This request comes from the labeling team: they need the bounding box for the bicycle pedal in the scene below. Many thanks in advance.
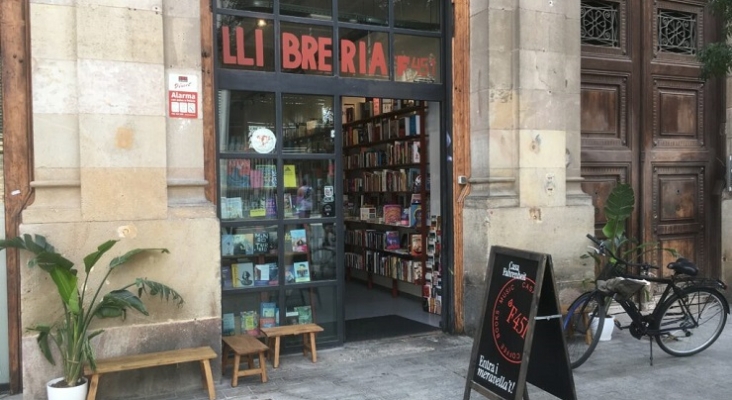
[615,320,628,330]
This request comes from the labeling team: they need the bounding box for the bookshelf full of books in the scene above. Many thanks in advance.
[218,91,340,346]
[342,98,431,298]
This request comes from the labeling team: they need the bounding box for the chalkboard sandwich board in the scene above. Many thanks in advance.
[463,246,576,400]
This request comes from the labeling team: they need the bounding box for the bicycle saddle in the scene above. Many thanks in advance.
[667,257,698,276]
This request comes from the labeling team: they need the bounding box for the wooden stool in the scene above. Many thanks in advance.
[260,324,324,368]
[222,335,269,386]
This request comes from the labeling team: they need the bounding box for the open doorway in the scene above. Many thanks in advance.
[340,96,443,342]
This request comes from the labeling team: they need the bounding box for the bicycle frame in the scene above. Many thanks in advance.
[591,234,729,340]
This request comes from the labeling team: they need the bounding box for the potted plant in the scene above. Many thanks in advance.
[582,183,678,302]
[0,234,184,400]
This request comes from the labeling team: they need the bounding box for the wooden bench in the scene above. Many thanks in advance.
[83,346,216,400]
[260,323,324,368]
[222,334,269,386]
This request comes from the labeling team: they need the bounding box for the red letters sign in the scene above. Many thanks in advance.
[221,25,388,78]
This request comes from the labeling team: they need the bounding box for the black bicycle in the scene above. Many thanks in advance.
[563,234,729,369]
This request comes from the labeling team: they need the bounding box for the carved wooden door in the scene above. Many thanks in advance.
[580,0,722,277]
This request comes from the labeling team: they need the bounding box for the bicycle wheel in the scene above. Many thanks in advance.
[563,291,607,369]
[654,287,727,357]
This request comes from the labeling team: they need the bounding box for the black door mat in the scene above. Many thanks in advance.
[345,315,440,342]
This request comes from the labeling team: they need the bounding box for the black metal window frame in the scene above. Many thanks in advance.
[213,0,453,344]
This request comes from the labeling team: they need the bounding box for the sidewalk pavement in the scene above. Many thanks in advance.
[7,318,732,399]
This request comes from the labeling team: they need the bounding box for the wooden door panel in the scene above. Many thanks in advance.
[580,166,631,237]
[581,73,630,149]
[650,166,707,276]
[651,78,705,148]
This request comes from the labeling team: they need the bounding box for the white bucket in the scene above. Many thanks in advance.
[590,316,615,341]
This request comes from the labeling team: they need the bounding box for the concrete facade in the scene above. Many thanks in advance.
[22,0,220,398]
[463,0,594,334]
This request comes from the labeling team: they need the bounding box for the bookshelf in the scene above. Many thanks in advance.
[343,98,431,298]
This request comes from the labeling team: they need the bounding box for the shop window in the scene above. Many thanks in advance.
[218,90,276,154]
[338,0,388,26]
[217,0,273,13]
[394,34,440,83]
[394,0,441,31]
[282,159,336,219]
[280,0,332,19]
[283,94,334,154]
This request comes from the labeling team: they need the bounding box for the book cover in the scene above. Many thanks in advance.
[294,305,312,324]
[410,234,423,256]
[250,169,263,188]
[254,263,270,286]
[227,159,251,187]
[283,193,294,216]
[257,164,277,188]
[409,204,422,228]
[285,264,297,284]
[382,204,402,225]
[294,261,311,283]
[232,233,253,255]
[290,229,308,253]
[283,164,297,188]
[222,313,236,336]
[253,231,270,254]
[260,302,277,328]
[265,197,277,218]
[221,265,233,289]
[226,197,244,219]
[234,262,254,287]
[411,141,421,163]
[268,263,279,286]
[385,231,401,250]
[221,234,235,256]
[286,309,299,325]
[268,230,279,254]
[241,310,259,336]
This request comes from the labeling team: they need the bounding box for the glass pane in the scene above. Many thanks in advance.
[283,286,337,345]
[217,16,275,71]
[338,29,389,80]
[283,159,336,219]
[283,94,335,154]
[280,0,332,19]
[338,0,388,26]
[220,158,278,221]
[281,23,334,76]
[218,90,276,154]
[221,225,279,289]
[284,222,337,283]
[394,35,440,83]
[222,290,279,336]
[217,0,273,13]
[394,0,441,31]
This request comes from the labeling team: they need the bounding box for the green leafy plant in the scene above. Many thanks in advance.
[583,183,678,279]
[698,0,732,79]
[0,234,184,388]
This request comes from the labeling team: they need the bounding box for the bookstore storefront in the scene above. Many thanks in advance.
[214,0,452,348]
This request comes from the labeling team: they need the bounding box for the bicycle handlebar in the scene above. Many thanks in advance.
[585,234,659,275]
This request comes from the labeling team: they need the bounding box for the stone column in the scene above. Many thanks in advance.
[463,0,594,334]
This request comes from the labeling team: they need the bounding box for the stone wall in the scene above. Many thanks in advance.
[23,1,219,398]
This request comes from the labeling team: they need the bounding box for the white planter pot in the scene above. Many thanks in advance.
[590,316,615,341]
[46,377,88,400]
